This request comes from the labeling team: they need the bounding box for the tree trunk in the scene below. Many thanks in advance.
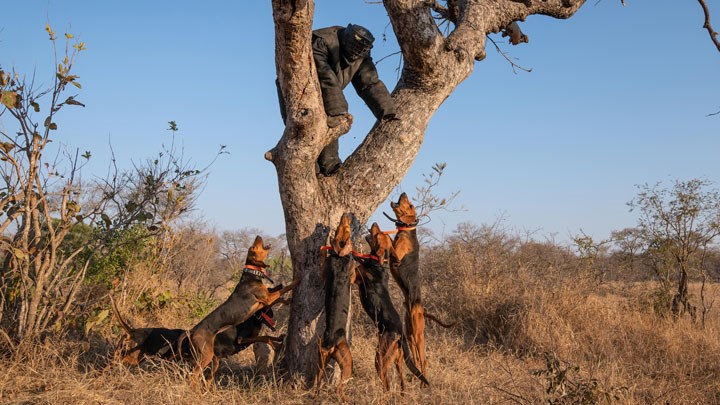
[672,265,695,320]
[270,0,585,381]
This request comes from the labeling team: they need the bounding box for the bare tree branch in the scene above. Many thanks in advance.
[698,0,720,52]
[487,36,533,73]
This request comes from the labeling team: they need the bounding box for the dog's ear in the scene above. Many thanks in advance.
[379,233,396,265]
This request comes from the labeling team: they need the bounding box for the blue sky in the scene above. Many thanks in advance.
[2,1,719,243]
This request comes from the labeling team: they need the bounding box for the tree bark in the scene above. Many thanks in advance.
[270,0,586,381]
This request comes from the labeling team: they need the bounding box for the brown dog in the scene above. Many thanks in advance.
[315,213,356,401]
[180,235,298,385]
[354,223,429,392]
[386,192,428,374]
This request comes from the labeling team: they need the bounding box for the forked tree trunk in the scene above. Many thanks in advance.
[269,0,585,381]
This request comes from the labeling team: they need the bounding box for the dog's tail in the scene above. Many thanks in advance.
[400,335,430,387]
[176,331,191,360]
[424,312,457,329]
[109,295,134,334]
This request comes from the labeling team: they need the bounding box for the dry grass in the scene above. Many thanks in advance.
[3,280,719,404]
[3,232,720,404]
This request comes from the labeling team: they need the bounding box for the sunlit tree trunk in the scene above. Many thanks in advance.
[269,0,585,381]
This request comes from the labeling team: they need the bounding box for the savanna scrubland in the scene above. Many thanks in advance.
[1,215,720,404]
[3,12,720,404]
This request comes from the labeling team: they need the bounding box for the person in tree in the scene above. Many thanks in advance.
[278,24,396,175]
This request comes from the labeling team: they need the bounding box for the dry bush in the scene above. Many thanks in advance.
[4,220,720,403]
[421,222,720,403]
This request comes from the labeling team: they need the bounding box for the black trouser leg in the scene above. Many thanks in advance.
[317,139,341,175]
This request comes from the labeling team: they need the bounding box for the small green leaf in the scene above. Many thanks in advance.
[81,151,91,159]
[13,248,26,260]
[45,24,56,40]
[70,81,82,89]
[84,309,110,334]
[67,200,81,213]
[1,90,20,109]
[65,97,85,107]
[101,213,111,229]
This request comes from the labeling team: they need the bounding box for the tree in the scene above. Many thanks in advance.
[629,179,720,319]
[269,0,720,380]
[0,29,220,343]
[0,26,88,341]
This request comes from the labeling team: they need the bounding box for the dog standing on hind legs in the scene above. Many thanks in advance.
[354,223,429,392]
[179,235,298,386]
[315,213,356,401]
[386,192,429,374]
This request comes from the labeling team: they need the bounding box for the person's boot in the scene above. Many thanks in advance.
[317,139,341,176]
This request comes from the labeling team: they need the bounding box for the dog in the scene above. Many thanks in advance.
[354,222,429,392]
[110,295,283,378]
[385,193,457,375]
[385,192,429,374]
[179,235,299,385]
[315,213,356,401]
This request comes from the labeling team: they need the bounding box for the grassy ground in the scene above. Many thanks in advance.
[2,279,720,404]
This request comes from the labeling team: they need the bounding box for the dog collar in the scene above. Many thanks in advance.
[351,251,380,262]
[243,267,275,285]
[383,211,419,229]
[381,225,416,235]
[320,245,345,257]
[395,220,418,229]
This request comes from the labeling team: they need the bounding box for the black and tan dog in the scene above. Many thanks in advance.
[179,235,298,385]
[354,223,429,392]
[386,193,455,375]
[315,213,356,400]
[386,192,427,374]
[110,296,283,378]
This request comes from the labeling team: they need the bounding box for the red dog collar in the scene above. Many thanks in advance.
[352,251,380,262]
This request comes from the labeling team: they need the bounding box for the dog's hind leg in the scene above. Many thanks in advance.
[333,338,353,402]
[209,355,220,382]
[315,339,331,397]
[375,337,393,391]
[188,330,217,388]
[407,303,427,374]
[393,341,406,394]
